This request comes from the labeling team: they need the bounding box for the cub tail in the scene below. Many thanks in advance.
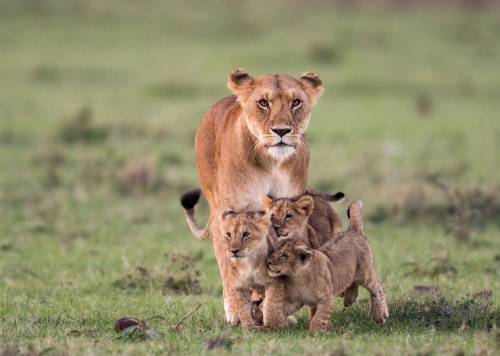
[180,189,210,240]
[347,200,364,235]
[305,188,345,203]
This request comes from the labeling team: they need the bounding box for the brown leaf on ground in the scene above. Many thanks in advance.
[114,317,140,332]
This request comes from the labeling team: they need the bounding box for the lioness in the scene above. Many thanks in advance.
[219,209,287,329]
[261,190,344,248]
[267,200,389,332]
[188,69,324,323]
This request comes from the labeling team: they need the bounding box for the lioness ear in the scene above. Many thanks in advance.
[299,72,324,105]
[295,245,313,264]
[295,196,314,218]
[261,194,273,210]
[228,68,254,102]
[221,209,235,219]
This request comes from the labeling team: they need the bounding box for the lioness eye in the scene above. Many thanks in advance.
[225,232,231,239]
[258,99,269,107]
[285,214,292,219]
[291,99,301,107]
[242,232,250,239]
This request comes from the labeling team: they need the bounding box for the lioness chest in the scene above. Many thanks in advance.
[220,167,296,211]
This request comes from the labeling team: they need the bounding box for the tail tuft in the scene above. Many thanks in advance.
[180,189,201,210]
[305,188,345,203]
[327,191,345,202]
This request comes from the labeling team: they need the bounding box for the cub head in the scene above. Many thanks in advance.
[267,237,313,277]
[220,209,272,263]
[228,68,323,161]
[261,194,314,238]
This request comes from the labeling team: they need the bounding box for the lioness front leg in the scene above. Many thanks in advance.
[308,296,334,332]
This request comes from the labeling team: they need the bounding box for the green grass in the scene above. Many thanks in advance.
[1,0,500,354]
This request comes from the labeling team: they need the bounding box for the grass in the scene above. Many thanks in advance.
[1,0,500,354]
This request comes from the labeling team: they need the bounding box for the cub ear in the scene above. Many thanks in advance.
[228,68,254,102]
[261,194,273,210]
[295,245,313,265]
[221,209,235,219]
[254,209,272,227]
[299,72,324,105]
[294,196,314,218]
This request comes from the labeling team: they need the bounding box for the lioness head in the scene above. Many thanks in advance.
[220,209,272,263]
[228,68,323,161]
[267,237,312,277]
[261,194,314,237]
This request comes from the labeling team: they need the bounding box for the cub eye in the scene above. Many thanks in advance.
[225,232,231,239]
[242,232,250,239]
[285,214,292,219]
[270,213,275,220]
[258,99,269,108]
[280,253,287,259]
[291,99,301,107]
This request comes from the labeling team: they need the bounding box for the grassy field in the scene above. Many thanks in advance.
[1,0,500,354]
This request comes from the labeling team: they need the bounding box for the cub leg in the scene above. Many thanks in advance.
[229,286,257,327]
[307,305,317,324]
[308,295,335,332]
[343,282,359,307]
[362,272,389,324]
[263,280,287,329]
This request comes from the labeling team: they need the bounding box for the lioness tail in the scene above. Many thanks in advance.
[347,200,364,234]
[180,189,210,240]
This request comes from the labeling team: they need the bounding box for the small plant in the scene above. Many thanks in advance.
[116,159,157,196]
[112,253,203,295]
[59,107,109,144]
[402,252,457,278]
[115,315,166,340]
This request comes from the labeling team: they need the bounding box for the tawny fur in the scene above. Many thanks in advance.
[187,68,324,323]
[266,200,389,332]
[261,190,343,248]
[219,209,287,329]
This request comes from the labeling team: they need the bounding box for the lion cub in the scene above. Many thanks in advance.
[261,189,344,248]
[267,200,389,332]
[219,209,287,329]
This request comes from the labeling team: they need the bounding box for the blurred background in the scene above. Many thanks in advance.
[1,0,500,297]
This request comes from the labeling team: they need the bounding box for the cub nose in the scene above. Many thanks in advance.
[230,248,240,254]
[272,127,291,137]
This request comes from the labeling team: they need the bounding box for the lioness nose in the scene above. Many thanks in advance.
[272,128,291,137]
